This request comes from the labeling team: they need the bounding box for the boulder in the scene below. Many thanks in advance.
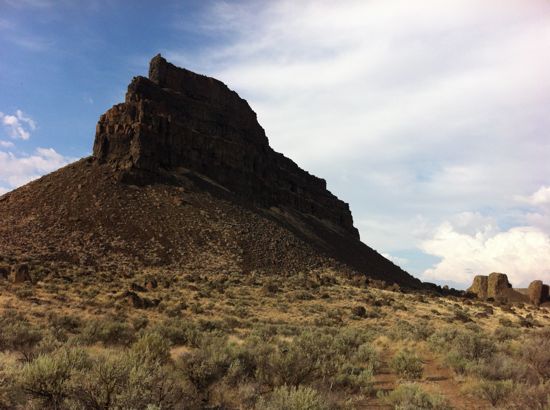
[467,275,488,299]
[12,264,31,283]
[123,290,157,309]
[145,278,158,290]
[487,272,511,299]
[528,280,549,306]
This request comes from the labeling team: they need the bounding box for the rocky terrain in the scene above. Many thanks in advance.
[0,54,420,289]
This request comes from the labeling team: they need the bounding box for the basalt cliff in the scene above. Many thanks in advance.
[0,55,421,288]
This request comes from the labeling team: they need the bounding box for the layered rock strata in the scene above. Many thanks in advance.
[93,54,358,238]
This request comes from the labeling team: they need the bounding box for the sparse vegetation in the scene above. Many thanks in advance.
[0,268,549,409]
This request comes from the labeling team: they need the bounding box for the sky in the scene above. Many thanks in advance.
[1,0,549,288]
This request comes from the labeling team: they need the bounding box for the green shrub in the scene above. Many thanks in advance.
[474,353,535,383]
[333,363,374,393]
[444,351,471,376]
[69,352,127,409]
[353,343,381,372]
[130,332,170,364]
[18,348,90,408]
[0,314,43,358]
[429,328,495,362]
[77,318,136,346]
[391,349,423,380]
[256,385,329,410]
[151,318,201,346]
[381,383,451,409]
[469,380,513,406]
[177,336,232,395]
[493,326,520,342]
[521,331,550,380]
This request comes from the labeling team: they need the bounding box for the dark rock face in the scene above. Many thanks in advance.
[528,280,549,306]
[93,55,358,239]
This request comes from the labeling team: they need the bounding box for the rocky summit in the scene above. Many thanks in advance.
[0,55,421,288]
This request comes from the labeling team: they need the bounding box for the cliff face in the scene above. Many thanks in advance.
[93,55,358,239]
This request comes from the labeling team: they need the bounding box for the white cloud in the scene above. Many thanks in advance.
[0,147,72,191]
[420,187,550,287]
[420,222,550,288]
[0,110,37,140]
[523,186,550,206]
[0,140,14,148]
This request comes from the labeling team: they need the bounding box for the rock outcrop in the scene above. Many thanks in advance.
[467,275,488,299]
[487,272,512,299]
[528,280,549,306]
[467,272,549,305]
[93,54,358,239]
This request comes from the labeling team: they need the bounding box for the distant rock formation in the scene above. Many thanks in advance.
[93,54,358,239]
[468,275,489,299]
[527,280,549,306]
[467,272,549,305]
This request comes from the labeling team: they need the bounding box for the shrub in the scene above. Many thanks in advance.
[521,332,550,380]
[444,351,471,376]
[391,349,423,380]
[130,332,171,364]
[493,326,520,342]
[391,320,434,341]
[452,308,471,323]
[353,343,381,372]
[0,314,43,358]
[151,318,200,346]
[430,328,495,362]
[69,352,127,409]
[177,336,232,396]
[256,385,329,410]
[77,318,136,346]
[381,383,451,409]
[474,353,535,383]
[18,348,90,408]
[256,338,319,387]
[469,380,514,407]
[333,363,374,393]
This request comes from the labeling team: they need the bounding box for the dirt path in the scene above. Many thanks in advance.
[353,350,490,409]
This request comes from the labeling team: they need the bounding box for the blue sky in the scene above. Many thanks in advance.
[1,0,550,288]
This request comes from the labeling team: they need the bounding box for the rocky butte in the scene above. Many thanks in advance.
[0,55,422,288]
